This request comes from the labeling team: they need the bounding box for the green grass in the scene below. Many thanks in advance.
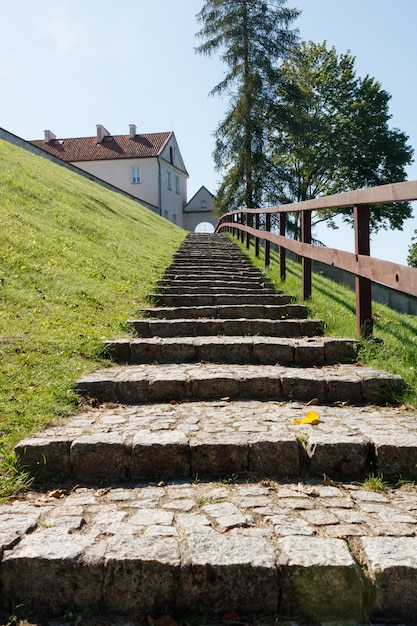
[235,236,417,407]
[359,472,388,492]
[0,139,186,499]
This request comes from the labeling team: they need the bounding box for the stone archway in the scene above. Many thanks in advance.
[194,221,215,233]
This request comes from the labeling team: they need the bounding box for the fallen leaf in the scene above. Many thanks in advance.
[306,398,319,406]
[293,410,320,425]
[220,396,231,402]
[222,611,241,623]
[323,473,343,488]
[169,400,178,405]
[48,489,70,499]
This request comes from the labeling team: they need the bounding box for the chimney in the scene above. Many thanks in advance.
[129,124,137,139]
[44,130,56,143]
[96,124,110,143]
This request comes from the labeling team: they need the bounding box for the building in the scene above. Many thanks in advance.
[183,186,216,232]
[30,124,216,231]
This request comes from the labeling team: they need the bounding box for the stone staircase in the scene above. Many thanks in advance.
[3,233,417,624]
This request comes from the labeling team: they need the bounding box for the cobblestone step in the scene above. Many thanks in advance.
[157,279,269,289]
[161,265,269,283]
[155,286,277,295]
[149,293,292,306]
[15,401,417,484]
[3,472,417,621]
[143,304,299,319]
[105,336,357,366]
[75,362,402,405]
[128,318,322,338]
[163,269,267,279]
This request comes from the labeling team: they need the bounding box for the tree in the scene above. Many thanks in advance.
[407,236,417,268]
[269,41,414,234]
[195,0,300,214]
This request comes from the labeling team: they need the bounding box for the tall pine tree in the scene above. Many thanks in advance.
[195,0,299,213]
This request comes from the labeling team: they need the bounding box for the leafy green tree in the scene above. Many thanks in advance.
[195,0,300,214]
[407,236,417,268]
[269,41,414,234]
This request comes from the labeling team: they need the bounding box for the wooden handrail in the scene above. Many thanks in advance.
[215,180,417,338]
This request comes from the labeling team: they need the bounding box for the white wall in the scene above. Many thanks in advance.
[73,157,160,208]
[73,134,189,226]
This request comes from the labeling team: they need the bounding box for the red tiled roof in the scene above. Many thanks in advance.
[29,132,172,163]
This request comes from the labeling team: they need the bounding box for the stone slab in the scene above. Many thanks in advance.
[358,536,417,620]
[0,528,102,615]
[278,535,364,622]
[102,535,181,613]
[177,526,279,614]
[15,436,72,477]
[71,433,131,482]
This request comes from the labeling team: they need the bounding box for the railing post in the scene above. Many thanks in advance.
[240,213,245,244]
[354,204,373,338]
[279,211,286,281]
[302,210,312,300]
[255,213,260,257]
[246,212,251,250]
[265,212,271,268]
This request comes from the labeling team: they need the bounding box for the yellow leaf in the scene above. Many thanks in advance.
[293,410,320,425]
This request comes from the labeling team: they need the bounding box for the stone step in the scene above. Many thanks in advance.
[157,286,276,295]
[168,263,255,272]
[157,278,268,288]
[172,252,249,259]
[162,271,267,280]
[4,474,417,622]
[75,362,402,405]
[129,318,321,338]
[170,256,252,262]
[143,304,302,320]
[105,336,358,366]
[149,293,293,307]
[15,400,417,483]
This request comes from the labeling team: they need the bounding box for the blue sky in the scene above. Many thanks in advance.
[1,0,416,264]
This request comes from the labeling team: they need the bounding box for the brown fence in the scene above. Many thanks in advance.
[215,180,417,338]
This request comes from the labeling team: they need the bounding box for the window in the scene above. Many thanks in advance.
[166,171,172,190]
[173,214,177,224]
[175,176,180,194]
[131,166,141,184]
[201,200,207,209]
[164,210,169,220]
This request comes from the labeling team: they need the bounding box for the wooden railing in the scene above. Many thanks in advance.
[215,180,417,338]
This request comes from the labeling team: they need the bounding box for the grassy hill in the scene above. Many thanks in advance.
[0,139,186,498]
